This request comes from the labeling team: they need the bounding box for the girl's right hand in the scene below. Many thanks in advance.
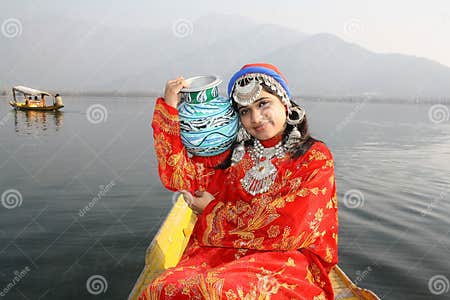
[180,190,215,215]
[163,77,189,108]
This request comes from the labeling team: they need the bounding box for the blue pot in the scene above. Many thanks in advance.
[178,76,238,156]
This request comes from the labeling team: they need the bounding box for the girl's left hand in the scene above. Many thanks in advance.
[180,190,215,215]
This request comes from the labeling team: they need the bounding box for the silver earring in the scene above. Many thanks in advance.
[236,125,251,143]
[232,126,251,164]
[286,106,305,126]
[286,106,305,150]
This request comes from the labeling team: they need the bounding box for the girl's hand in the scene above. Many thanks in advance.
[163,77,189,108]
[180,190,215,215]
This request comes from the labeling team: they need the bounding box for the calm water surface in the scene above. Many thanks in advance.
[0,96,449,299]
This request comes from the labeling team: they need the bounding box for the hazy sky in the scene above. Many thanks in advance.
[2,0,450,67]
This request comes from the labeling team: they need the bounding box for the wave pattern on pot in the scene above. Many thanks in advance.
[178,76,238,157]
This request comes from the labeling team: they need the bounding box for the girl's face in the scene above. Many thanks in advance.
[237,90,287,141]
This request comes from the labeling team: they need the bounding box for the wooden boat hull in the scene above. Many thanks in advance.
[128,196,380,300]
[9,101,64,111]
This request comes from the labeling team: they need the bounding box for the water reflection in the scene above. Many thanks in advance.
[13,109,63,135]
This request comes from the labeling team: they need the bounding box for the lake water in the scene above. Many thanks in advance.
[0,96,449,299]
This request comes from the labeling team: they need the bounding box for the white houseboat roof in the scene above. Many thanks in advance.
[13,86,52,97]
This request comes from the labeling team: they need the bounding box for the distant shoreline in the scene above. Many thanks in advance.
[1,90,449,104]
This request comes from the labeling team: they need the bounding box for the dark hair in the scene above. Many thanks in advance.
[216,83,318,169]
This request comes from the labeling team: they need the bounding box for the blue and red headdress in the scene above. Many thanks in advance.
[227,63,292,107]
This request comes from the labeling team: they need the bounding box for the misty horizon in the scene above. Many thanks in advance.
[2,2,450,99]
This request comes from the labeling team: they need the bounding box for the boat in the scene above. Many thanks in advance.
[128,195,380,300]
[9,86,64,111]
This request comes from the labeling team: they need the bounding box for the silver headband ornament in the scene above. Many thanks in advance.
[232,73,291,108]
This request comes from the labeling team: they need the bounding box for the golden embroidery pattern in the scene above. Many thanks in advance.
[167,151,196,190]
[232,237,265,250]
[324,246,333,264]
[225,289,238,300]
[309,187,327,196]
[285,257,296,267]
[308,149,328,162]
[234,248,249,260]
[267,225,280,238]
[309,263,326,288]
[324,159,334,169]
[326,192,338,209]
[154,133,172,170]
[203,202,226,246]
[152,110,180,135]
[164,283,177,297]
[197,272,224,300]
[195,162,216,191]
[272,226,305,250]
[332,232,338,243]
[153,104,180,135]
[178,274,200,297]
[225,268,297,300]
[228,195,280,241]
[146,270,175,299]
[314,292,327,300]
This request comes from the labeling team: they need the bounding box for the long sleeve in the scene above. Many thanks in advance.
[152,97,229,193]
[152,97,199,192]
[196,142,338,270]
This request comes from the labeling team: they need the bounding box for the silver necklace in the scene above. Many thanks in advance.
[241,139,286,196]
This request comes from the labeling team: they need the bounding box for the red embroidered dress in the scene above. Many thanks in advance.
[141,98,338,300]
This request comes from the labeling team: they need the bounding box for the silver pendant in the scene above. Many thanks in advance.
[231,142,245,165]
[241,159,278,196]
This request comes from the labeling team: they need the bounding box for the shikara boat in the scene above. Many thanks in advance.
[9,86,64,111]
[129,196,380,300]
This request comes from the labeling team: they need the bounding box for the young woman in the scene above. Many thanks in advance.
[142,63,338,299]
